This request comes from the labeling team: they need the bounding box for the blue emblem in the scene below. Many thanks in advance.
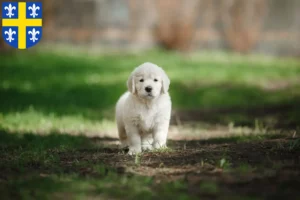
[2,2,43,49]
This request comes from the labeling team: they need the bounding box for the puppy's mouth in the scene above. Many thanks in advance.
[138,92,155,99]
[145,93,155,98]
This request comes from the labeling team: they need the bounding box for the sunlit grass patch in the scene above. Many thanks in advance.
[0,107,116,136]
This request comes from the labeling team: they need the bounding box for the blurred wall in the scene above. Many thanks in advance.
[2,0,300,55]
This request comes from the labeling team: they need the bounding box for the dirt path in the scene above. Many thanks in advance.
[57,135,300,199]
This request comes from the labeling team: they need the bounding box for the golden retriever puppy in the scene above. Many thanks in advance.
[115,62,171,155]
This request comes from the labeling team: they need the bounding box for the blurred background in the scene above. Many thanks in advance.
[1,0,300,55]
[1,0,300,138]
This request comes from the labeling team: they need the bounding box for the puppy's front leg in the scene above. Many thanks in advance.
[141,133,153,151]
[152,123,169,149]
[125,125,142,155]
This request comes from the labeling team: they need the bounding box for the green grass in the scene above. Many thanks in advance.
[199,181,219,195]
[0,50,300,199]
[0,171,192,200]
[1,50,300,133]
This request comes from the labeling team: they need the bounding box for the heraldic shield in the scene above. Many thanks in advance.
[2,2,42,49]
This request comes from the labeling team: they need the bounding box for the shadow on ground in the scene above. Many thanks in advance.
[0,130,299,199]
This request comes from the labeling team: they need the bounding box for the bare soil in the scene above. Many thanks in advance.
[58,135,300,199]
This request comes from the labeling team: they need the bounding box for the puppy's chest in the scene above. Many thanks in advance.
[131,108,158,132]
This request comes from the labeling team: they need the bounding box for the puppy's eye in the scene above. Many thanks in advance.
[139,79,144,82]
[154,79,158,82]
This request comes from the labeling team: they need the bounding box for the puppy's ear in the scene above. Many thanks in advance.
[161,69,170,94]
[127,73,136,94]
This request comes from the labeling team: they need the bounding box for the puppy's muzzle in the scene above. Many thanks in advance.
[145,86,152,93]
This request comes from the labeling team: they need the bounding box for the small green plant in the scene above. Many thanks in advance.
[254,119,267,134]
[159,163,165,168]
[135,153,142,165]
[288,138,300,151]
[94,165,116,176]
[151,146,173,153]
[220,158,231,170]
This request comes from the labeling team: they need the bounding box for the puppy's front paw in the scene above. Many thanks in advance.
[142,144,153,151]
[128,146,142,155]
[153,142,167,149]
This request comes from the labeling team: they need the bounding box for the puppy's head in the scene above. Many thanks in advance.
[127,62,170,100]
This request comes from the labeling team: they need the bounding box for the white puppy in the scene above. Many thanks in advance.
[115,62,172,155]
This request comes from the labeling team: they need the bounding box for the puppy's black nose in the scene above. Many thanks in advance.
[145,86,152,92]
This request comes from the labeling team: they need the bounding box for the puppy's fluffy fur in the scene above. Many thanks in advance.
[115,62,172,155]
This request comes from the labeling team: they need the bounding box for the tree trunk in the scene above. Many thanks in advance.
[220,0,268,53]
[154,0,201,51]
